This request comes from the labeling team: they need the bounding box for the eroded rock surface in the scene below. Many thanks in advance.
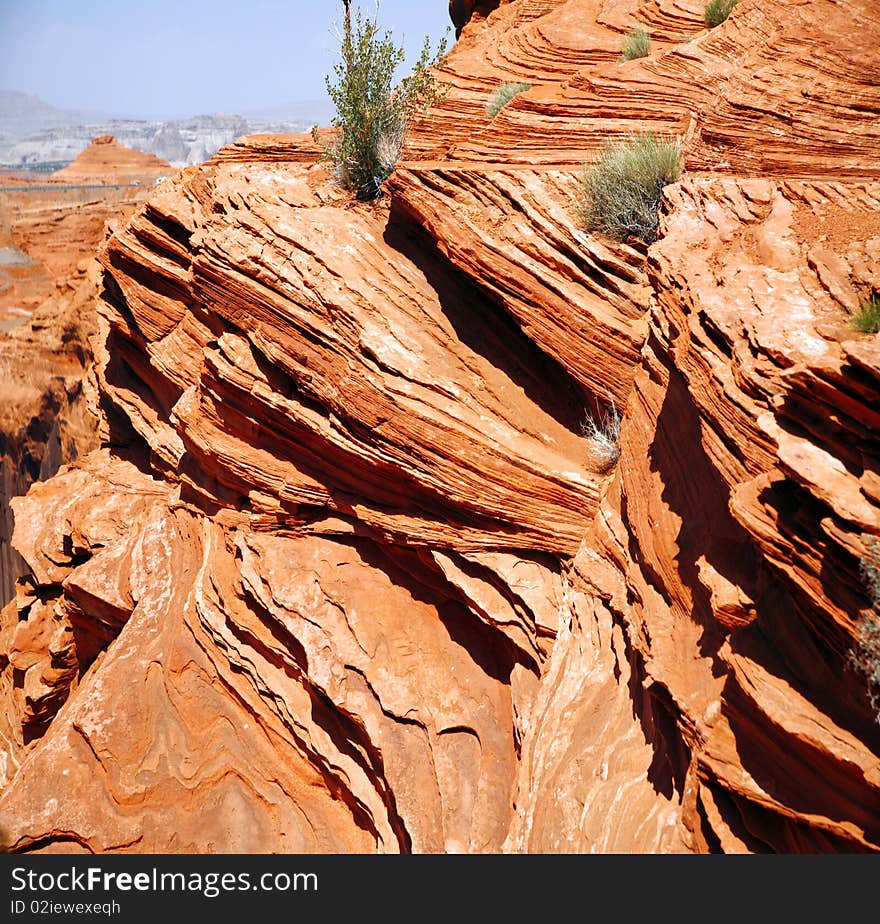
[0,0,878,853]
[508,177,880,852]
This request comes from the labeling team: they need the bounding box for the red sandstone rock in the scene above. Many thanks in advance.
[508,175,880,852]
[0,263,101,605]
[0,146,172,601]
[1,0,878,854]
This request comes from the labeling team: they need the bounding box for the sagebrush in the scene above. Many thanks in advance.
[574,133,682,244]
[704,0,737,26]
[485,81,531,120]
[582,398,621,472]
[621,28,651,61]
[851,294,880,334]
[324,0,447,199]
[851,539,880,721]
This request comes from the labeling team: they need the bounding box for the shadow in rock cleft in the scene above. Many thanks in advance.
[643,353,756,659]
[614,606,691,802]
[384,196,591,437]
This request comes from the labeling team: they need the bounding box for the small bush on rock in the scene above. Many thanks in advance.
[574,133,682,244]
[582,398,622,472]
[851,539,880,722]
[621,28,651,61]
[851,294,880,334]
[485,81,532,120]
[324,0,447,199]
[704,0,737,27]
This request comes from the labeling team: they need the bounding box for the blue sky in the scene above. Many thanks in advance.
[0,1,452,120]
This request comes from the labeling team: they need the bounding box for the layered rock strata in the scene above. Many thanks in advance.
[0,0,878,853]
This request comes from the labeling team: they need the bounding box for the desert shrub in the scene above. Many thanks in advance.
[324,0,447,199]
[485,81,532,120]
[704,0,737,27]
[582,398,621,472]
[851,294,880,334]
[574,133,682,244]
[851,539,880,721]
[621,28,651,61]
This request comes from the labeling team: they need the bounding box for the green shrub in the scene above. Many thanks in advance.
[324,0,447,199]
[704,0,737,27]
[485,81,532,120]
[851,539,880,720]
[851,295,880,334]
[621,28,651,61]
[574,133,683,244]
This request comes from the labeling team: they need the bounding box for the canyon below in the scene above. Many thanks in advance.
[0,90,323,170]
[0,0,878,854]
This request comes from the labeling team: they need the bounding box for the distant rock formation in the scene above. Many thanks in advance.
[0,100,324,170]
[0,91,97,139]
[52,135,171,184]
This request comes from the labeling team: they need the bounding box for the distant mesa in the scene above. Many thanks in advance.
[52,135,171,185]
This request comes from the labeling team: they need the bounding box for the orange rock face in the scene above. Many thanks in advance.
[0,151,177,604]
[1,0,879,853]
[0,182,153,328]
[0,259,101,607]
[510,176,880,852]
